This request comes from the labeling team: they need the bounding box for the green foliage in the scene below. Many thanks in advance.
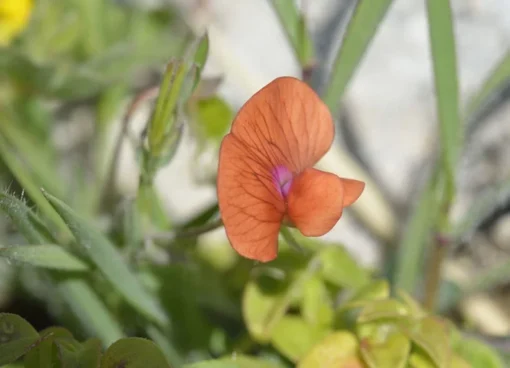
[1,0,510,367]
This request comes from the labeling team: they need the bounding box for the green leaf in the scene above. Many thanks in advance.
[148,60,189,158]
[184,362,240,368]
[271,316,330,362]
[357,300,410,323]
[193,33,209,71]
[0,193,55,245]
[148,265,213,351]
[301,276,334,326]
[408,351,437,368]
[101,337,170,368]
[270,0,314,67]
[243,253,318,342]
[120,199,143,258]
[42,190,168,326]
[426,0,460,198]
[56,338,102,368]
[465,50,510,122]
[297,331,363,368]
[403,316,451,367]
[321,0,393,116]
[184,355,285,368]
[24,327,74,368]
[360,331,410,368]
[242,278,288,342]
[137,181,170,229]
[0,133,69,235]
[396,289,426,318]
[0,245,89,271]
[318,246,370,289]
[0,120,63,199]
[0,313,39,365]
[341,280,390,310]
[0,193,124,346]
[193,97,233,141]
[453,336,504,368]
[56,277,124,347]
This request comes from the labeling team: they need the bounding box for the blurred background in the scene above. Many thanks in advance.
[1,0,510,365]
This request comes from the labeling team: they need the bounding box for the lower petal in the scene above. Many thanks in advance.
[286,168,345,237]
[341,178,365,207]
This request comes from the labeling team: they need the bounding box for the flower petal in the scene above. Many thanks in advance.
[229,77,334,172]
[341,178,365,207]
[217,134,285,262]
[286,168,345,237]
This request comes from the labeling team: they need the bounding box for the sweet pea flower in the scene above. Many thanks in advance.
[217,77,365,262]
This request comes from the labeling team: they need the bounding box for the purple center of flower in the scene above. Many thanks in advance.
[272,165,294,198]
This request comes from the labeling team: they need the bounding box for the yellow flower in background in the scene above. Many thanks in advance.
[0,0,33,46]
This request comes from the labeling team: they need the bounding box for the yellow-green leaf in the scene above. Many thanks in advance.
[357,299,410,323]
[319,247,370,289]
[341,280,390,310]
[194,97,233,141]
[270,316,330,362]
[301,276,334,326]
[404,316,451,367]
[453,336,504,368]
[360,331,410,368]
[298,331,361,368]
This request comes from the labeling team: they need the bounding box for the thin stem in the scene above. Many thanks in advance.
[423,234,448,310]
[99,86,159,210]
[423,190,452,311]
[279,226,306,254]
[149,218,223,241]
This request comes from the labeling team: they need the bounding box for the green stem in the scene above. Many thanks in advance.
[423,187,452,311]
[279,226,305,254]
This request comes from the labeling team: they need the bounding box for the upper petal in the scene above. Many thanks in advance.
[230,77,334,173]
[286,168,345,237]
[217,134,285,262]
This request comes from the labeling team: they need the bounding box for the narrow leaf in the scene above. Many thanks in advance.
[57,277,124,347]
[465,50,510,122]
[42,190,168,326]
[270,0,314,67]
[0,193,124,346]
[0,193,54,245]
[394,176,441,293]
[426,0,460,198]
[321,0,393,116]
[0,245,89,271]
[0,134,69,234]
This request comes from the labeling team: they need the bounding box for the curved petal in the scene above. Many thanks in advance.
[341,178,365,207]
[286,168,344,237]
[217,134,285,262]
[230,77,334,173]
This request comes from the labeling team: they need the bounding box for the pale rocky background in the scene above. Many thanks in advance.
[103,0,510,275]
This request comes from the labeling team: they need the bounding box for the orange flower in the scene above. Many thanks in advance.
[217,77,365,262]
